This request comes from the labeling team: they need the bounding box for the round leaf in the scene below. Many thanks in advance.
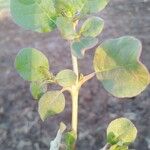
[30,81,47,100]
[72,37,98,59]
[10,0,57,32]
[15,48,49,81]
[56,69,77,87]
[80,17,104,37]
[93,36,150,98]
[38,91,65,121]
[107,118,137,145]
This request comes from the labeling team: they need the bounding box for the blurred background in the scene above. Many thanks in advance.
[0,0,150,150]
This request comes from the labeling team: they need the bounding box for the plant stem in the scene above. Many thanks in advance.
[71,87,79,134]
[71,54,79,81]
[71,53,79,136]
[70,20,79,148]
[79,72,96,86]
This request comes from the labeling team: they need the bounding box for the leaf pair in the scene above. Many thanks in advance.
[107,118,137,150]
[15,48,61,93]
[15,48,79,121]
[71,16,104,58]
[11,0,109,33]
[38,69,79,121]
[93,36,150,98]
[11,0,106,59]
[15,48,53,99]
[15,48,63,121]
[56,15,104,39]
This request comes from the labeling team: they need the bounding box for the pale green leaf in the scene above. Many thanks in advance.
[93,36,150,98]
[50,122,66,150]
[81,0,110,14]
[15,48,49,81]
[80,17,104,37]
[10,0,57,32]
[30,81,47,100]
[107,118,137,145]
[38,91,65,121]
[72,37,98,59]
[64,131,77,150]
[56,17,77,40]
[56,69,77,87]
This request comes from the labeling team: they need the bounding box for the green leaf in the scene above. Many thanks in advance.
[107,118,137,145]
[80,17,104,37]
[64,131,77,150]
[38,91,65,121]
[56,17,77,40]
[15,48,49,81]
[72,37,98,59]
[56,69,77,87]
[30,81,47,100]
[81,0,110,14]
[93,36,150,98]
[10,0,57,32]
[50,122,66,150]
[109,145,128,150]
[107,132,119,145]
